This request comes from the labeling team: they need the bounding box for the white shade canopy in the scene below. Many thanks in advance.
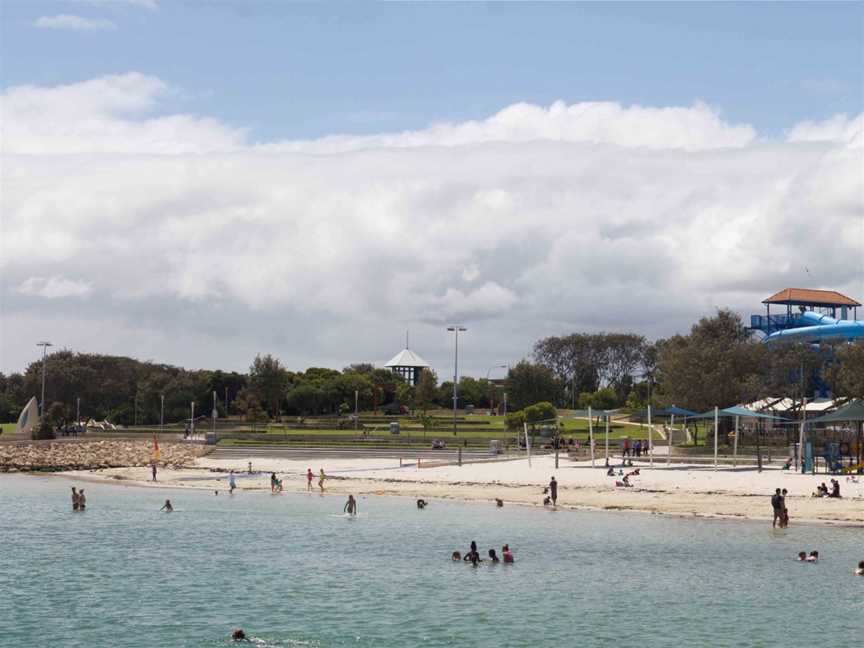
[384,348,430,369]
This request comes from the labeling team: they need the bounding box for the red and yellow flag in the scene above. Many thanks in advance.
[152,433,161,462]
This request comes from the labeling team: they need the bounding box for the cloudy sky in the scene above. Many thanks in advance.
[1,2,862,378]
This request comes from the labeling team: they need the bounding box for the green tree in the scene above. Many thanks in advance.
[415,369,438,413]
[590,387,618,410]
[656,310,766,412]
[828,341,864,398]
[506,361,561,410]
[249,354,289,418]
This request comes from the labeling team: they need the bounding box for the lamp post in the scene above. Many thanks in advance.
[36,341,53,416]
[160,394,164,435]
[485,364,507,412]
[447,326,467,435]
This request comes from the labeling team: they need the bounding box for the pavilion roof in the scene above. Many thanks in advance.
[384,348,430,369]
[762,288,860,307]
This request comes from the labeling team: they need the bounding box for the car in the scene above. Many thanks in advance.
[431,439,446,450]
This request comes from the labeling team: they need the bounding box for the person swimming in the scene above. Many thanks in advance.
[417,499,428,509]
[463,541,481,565]
[806,551,819,562]
[160,499,173,512]
[344,494,357,516]
[451,551,462,561]
[488,549,500,563]
[502,544,514,563]
[797,551,807,561]
[855,560,864,576]
[231,628,248,641]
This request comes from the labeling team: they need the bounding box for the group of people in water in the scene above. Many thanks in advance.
[770,488,791,528]
[70,486,86,511]
[796,552,864,575]
[453,541,514,566]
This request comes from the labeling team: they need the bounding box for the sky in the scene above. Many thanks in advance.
[1,1,863,379]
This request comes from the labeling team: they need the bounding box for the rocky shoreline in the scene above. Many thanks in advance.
[0,440,207,472]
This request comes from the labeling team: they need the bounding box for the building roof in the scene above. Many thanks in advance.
[762,288,860,307]
[384,348,430,369]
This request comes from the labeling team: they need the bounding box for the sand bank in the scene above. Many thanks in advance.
[58,453,864,526]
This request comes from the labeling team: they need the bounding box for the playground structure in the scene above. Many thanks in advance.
[749,287,862,343]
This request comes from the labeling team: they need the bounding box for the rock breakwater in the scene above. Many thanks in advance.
[0,440,207,472]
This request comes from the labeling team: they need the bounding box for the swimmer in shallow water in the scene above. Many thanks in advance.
[78,489,86,511]
[160,499,173,512]
[232,628,248,641]
[344,494,357,516]
[416,499,427,509]
[855,561,864,576]
[806,551,819,562]
[797,552,806,561]
[502,545,514,563]
[495,498,503,508]
[451,551,462,561]
[488,549,500,563]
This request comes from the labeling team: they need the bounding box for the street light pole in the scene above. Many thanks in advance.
[36,341,53,417]
[160,394,164,435]
[447,326,467,435]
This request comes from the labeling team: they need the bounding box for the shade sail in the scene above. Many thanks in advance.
[805,399,864,424]
[690,406,788,421]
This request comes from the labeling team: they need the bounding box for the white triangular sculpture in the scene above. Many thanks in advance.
[15,397,40,438]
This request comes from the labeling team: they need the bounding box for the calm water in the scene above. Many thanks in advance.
[1,474,862,648]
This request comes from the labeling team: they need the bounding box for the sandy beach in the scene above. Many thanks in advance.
[58,453,864,526]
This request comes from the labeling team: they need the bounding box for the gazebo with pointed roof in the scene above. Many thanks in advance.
[384,334,430,386]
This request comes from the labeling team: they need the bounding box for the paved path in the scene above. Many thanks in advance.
[208,444,496,462]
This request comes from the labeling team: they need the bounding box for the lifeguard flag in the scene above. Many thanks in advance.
[152,433,161,462]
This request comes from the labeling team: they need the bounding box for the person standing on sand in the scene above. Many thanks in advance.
[306,468,314,491]
[771,488,783,528]
[151,462,157,482]
[71,486,79,512]
[318,468,326,493]
[549,476,558,506]
[228,470,237,494]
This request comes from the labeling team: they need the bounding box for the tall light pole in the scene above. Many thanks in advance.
[447,326,467,435]
[160,394,165,435]
[485,365,507,412]
[36,341,53,416]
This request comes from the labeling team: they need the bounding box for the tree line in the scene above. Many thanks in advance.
[2,309,862,426]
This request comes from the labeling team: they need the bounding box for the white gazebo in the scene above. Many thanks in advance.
[384,338,430,386]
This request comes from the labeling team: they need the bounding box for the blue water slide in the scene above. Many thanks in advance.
[762,311,864,344]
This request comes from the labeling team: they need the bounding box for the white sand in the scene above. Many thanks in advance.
[60,452,864,526]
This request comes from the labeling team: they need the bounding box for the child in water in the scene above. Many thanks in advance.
[451,551,462,561]
[160,499,173,512]
[806,551,819,562]
[855,561,864,576]
[502,545,514,563]
[488,549,500,563]
[797,552,807,561]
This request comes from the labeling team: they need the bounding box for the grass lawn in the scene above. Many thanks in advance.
[1,422,18,435]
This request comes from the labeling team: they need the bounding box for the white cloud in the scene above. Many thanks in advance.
[18,276,93,299]
[1,74,861,375]
[787,114,863,147]
[35,14,117,31]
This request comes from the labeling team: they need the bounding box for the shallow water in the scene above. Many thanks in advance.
[1,474,862,647]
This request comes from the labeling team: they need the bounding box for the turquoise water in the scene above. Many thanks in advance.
[2,474,862,647]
